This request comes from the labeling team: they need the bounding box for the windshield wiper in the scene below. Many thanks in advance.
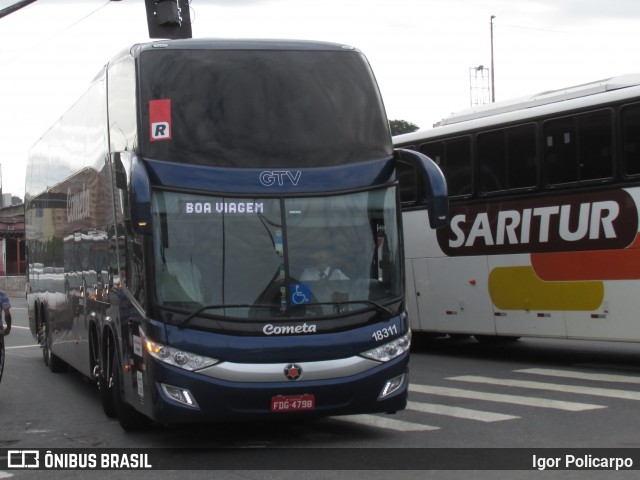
[178,303,255,328]
[174,300,396,328]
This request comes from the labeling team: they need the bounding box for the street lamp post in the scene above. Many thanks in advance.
[490,15,496,103]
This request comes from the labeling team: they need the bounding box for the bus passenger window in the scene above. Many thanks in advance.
[421,137,471,197]
[622,103,640,176]
[478,130,507,192]
[507,124,537,189]
[545,117,577,185]
[444,137,472,197]
[478,124,537,193]
[396,160,418,205]
[578,110,613,181]
[420,142,443,167]
[545,111,612,186]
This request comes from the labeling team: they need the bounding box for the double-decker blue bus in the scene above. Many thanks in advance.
[25,39,447,430]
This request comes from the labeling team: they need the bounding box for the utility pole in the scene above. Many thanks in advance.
[490,15,496,103]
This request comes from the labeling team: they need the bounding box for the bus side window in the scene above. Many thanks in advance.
[396,159,419,205]
[478,130,507,193]
[420,141,473,197]
[478,124,537,193]
[622,103,640,176]
[419,142,443,168]
[508,124,538,189]
[578,110,613,181]
[422,137,471,197]
[545,110,613,186]
[545,116,576,185]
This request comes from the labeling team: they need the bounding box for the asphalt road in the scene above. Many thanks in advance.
[2,296,640,479]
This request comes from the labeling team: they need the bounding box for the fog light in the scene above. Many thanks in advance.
[161,383,199,409]
[379,373,406,399]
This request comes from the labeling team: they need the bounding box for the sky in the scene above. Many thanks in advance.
[1,0,640,199]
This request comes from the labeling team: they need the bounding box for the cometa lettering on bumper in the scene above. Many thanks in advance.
[263,323,318,335]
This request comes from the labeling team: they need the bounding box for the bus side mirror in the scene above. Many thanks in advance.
[128,153,152,235]
[395,148,449,228]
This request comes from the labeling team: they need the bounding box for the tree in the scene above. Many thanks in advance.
[389,119,419,136]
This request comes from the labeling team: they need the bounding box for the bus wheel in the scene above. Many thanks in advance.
[112,354,151,431]
[43,318,66,373]
[474,335,521,344]
[94,330,116,418]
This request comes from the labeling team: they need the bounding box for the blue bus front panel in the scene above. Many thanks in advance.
[123,316,410,424]
[141,354,408,424]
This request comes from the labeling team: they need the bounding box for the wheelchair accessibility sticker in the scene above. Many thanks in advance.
[291,284,311,305]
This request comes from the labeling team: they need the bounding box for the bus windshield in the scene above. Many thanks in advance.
[152,187,402,320]
[138,48,392,167]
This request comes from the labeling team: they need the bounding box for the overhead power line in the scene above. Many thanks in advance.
[0,1,112,69]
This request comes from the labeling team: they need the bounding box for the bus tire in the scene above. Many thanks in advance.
[94,329,116,418]
[112,353,151,431]
[43,317,66,373]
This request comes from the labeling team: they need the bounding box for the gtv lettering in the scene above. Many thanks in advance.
[259,170,302,187]
[436,191,638,256]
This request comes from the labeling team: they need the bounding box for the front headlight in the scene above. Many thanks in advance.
[141,329,219,371]
[360,331,411,362]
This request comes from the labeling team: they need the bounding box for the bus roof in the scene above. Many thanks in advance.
[105,38,362,72]
[126,38,359,58]
[435,73,640,127]
[394,73,640,145]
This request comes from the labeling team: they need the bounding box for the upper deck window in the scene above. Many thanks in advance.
[138,49,392,167]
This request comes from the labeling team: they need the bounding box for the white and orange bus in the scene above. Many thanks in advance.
[395,74,640,343]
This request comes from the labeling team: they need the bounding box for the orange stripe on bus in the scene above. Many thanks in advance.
[531,235,640,281]
[489,266,603,311]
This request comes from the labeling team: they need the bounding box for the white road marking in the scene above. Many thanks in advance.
[450,375,640,401]
[410,384,605,411]
[516,368,640,385]
[339,414,440,431]
[406,400,519,422]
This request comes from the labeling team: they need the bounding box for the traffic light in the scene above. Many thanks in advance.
[144,0,192,39]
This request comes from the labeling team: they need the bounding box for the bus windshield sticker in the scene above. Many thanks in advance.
[183,201,265,215]
[149,99,172,141]
[291,284,311,305]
